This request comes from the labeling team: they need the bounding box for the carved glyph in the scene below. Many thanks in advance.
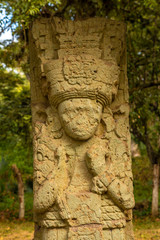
[30,17,135,240]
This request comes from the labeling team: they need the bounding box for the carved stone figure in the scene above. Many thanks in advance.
[29,17,135,240]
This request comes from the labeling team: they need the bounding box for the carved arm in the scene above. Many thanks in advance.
[86,143,135,211]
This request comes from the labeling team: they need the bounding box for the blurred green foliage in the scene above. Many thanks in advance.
[0,60,32,220]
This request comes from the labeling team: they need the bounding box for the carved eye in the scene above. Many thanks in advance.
[37,152,43,161]
[48,118,53,123]
[68,78,77,85]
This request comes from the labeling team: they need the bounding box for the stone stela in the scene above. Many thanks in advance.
[29,17,135,240]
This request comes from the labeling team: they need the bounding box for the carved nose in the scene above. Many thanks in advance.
[76,115,88,125]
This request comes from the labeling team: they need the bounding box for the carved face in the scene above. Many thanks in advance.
[58,99,102,140]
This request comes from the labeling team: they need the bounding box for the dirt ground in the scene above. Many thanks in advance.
[0,221,34,240]
[134,218,160,240]
[134,229,160,240]
[0,219,160,240]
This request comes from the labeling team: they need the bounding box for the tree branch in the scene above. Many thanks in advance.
[11,164,25,219]
[144,123,157,165]
[129,82,160,93]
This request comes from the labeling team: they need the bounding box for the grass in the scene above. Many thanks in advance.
[0,218,159,240]
[134,217,160,240]
[0,220,34,240]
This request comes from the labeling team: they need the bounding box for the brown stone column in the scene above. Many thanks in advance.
[29,17,135,240]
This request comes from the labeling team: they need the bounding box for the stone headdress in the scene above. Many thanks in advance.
[44,54,120,108]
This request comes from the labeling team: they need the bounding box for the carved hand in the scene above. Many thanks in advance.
[56,192,71,220]
[91,175,108,194]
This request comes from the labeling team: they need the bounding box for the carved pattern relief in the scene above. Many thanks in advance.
[30,17,135,240]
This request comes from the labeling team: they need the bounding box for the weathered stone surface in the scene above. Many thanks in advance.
[29,17,134,240]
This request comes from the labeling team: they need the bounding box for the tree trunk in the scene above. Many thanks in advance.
[152,163,159,217]
[12,164,25,219]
